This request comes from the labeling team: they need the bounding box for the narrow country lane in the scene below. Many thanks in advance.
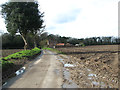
[3,50,63,88]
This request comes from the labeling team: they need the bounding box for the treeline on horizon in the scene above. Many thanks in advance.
[1,33,120,49]
[1,1,119,49]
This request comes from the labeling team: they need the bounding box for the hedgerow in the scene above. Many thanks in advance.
[1,47,41,73]
[1,47,41,60]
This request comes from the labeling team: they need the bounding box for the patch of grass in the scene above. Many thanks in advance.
[42,47,64,54]
[1,47,41,72]
[1,47,41,60]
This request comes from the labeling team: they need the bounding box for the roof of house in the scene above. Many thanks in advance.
[56,43,65,46]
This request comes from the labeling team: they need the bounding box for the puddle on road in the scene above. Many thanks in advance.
[87,71,108,87]
[63,69,70,80]
[64,64,75,68]
[88,77,92,80]
[3,82,7,86]
[57,57,75,68]
[57,57,65,64]
[78,68,108,88]
[92,81,106,88]
[88,73,97,77]
[58,58,64,61]
[3,67,26,87]
[57,56,78,88]
[87,69,91,71]
[63,82,78,88]
[92,81,99,85]
[86,70,108,88]
[63,68,78,88]
[57,56,109,88]
[15,67,26,76]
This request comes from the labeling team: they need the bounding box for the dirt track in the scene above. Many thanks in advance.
[3,50,63,88]
[57,45,119,88]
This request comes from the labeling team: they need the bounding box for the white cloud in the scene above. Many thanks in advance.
[38,0,119,38]
[0,0,119,38]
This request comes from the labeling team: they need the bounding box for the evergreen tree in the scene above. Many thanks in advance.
[1,1,45,49]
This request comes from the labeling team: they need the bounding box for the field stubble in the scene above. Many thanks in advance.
[57,45,119,88]
[1,49,24,57]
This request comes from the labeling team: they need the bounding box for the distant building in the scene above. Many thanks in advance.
[56,43,65,46]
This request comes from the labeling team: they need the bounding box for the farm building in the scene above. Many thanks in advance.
[56,43,65,46]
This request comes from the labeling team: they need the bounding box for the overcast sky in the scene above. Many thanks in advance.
[0,0,119,38]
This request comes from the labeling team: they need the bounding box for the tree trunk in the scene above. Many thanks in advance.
[34,35,37,47]
[21,34,27,50]
[34,40,37,47]
[47,40,49,47]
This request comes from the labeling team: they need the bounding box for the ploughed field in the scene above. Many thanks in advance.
[2,49,24,57]
[56,45,119,88]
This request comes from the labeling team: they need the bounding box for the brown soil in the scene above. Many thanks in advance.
[2,49,24,57]
[56,45,119,88]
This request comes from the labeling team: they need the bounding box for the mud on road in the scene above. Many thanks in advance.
[57,45,119,88]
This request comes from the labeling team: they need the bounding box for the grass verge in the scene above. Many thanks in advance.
[42,47,64,54]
